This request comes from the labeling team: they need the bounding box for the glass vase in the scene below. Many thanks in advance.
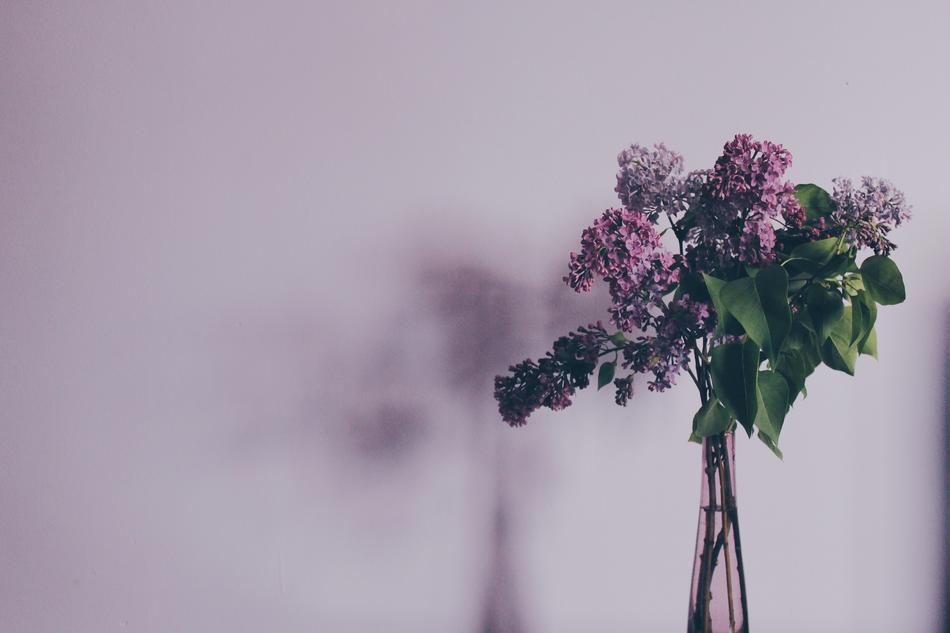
[687,431,749,633]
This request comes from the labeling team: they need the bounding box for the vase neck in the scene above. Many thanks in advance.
[689,431,748,632]
[698,432,736,510]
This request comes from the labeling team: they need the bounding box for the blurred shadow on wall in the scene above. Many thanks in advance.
[422,263,529,633]
[421,258,613,633]
[337,321,431,471]
[223,234,615,630]
[312,257,542,631]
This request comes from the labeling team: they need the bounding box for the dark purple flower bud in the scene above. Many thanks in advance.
[493,323,611,427]
[613,376,635,406]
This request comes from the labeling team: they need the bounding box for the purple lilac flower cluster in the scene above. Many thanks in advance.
[620,294,714,392]
[693,134,804,267]
[565,207,680,332]
[497,141,722,425]
[615,143,686,220]
[494,323,610,427]
[829,177,911,255]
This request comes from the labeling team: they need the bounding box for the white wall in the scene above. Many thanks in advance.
[2,1,948,631]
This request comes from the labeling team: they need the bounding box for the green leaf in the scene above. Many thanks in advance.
[752,265,792,357]
[754,370,790,444]
[790,237,839,266]
[819,307,857,375]
[828,306,853,348]
[787,321,822,371]
[847,291,877,349]
[796,306,817,334]
[819,252,856,278]
[843,273,865,296]
[692,399,732,439]
[609,331,627,346]
[775,350,807,405]
[788,278,808,294]
[710,340,761,436]
[757,431,784,460]
[821,338,857,375]
[794,184,835,221]
[597,361,616,390]
[721,278,761,337]
[805,286,844,343]
[853,291,877,349]
[859,327,878,358]
[720,265,791,361]
[850,297,864,346]
[860,255,906,305]
[703,273,743,336]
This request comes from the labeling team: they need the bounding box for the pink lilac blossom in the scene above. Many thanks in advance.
[615,143,686,220]
[829,177,911,255]
[674,294,716,334]
[738,216,778,264]
[565,207,681,332]
[691,134,804,267]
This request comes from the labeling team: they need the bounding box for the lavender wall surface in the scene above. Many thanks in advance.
[2,2,949,632]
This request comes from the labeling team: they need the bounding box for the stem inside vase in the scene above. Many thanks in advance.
[687,432,748,633]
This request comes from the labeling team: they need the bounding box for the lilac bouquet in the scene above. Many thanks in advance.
[493,134,910,631]
[495,134,909,454]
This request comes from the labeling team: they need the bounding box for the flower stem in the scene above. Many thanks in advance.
[718,435,749,631]
[691,438,720,632]
[689,432,749,633]
[717,435,737,633]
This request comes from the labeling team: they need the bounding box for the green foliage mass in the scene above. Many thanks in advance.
[681,184,906,458]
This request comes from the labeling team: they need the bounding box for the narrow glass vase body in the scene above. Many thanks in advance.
[687,432,749,633]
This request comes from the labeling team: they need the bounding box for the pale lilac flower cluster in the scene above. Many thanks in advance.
[615,143,686,219]
[829,177,911,255]
[693,134,804,266]
[565,207,680,332]
[494,323,609,427]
